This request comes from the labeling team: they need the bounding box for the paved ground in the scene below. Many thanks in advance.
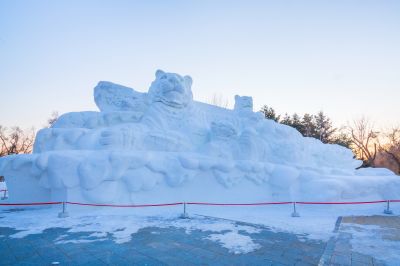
[320,216,400,266]
[0,214,397,266]
[0,219,325,266]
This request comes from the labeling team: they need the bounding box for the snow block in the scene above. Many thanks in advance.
[1,69,399,205]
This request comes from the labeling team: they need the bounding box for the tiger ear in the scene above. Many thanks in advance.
[155,69,165,78]
[184,75,192,88]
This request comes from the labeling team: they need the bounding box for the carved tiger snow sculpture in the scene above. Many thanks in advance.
[1,70,398,205]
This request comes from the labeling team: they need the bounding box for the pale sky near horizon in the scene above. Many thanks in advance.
[0,0,399,130]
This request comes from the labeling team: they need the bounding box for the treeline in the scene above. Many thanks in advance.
[0,112,58,157]
[260,106,351,148]
[260,105,400,175]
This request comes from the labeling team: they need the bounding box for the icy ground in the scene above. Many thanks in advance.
[0,205,264,254]
[337,216,400,265]
[1,203,399,264]
[341,224,400,265]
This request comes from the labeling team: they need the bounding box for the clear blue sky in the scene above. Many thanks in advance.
[1,0,399,129]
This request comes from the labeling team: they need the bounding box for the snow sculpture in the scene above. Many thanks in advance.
[234,95,253,112]
[1,70,399,204]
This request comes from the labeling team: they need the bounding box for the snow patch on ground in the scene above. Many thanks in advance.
[1,203,399,255]
[0,207,263,254]
[208,231,261,254]
[188,204,400,241]
[341,224,400,265]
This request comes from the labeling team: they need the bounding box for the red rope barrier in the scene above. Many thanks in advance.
[187,201,293,206]
[0,200,398,207]
[296,200,387,205]
[66,201,184,208]
[0,202,62,206]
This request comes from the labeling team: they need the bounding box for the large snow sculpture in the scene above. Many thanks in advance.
[1,70,399,204]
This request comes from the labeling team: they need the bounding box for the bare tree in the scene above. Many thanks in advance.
[46,111,59,128]
[0,126,35,156]
[375,127,400,174]
[208,93,230,108]
[348,117,379,169]
[0,112,59,157]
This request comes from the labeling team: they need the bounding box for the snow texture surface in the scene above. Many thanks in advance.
[341,223,400,265]
[0,69,399,204]
[0,207,263,254]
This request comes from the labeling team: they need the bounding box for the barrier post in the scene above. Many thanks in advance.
[384,200,393,215]
[291,202,300,217]
[58,202,69,218]
[180,202,189,219]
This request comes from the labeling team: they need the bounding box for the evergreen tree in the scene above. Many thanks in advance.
[280,113,292,126]
[301,113,316,137]
[258,105,351,149]
[314,111,336,143]
[331,132,352,148]
[260,105,280,122]
[291,113,303,133]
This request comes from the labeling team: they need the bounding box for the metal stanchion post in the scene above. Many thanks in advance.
[58,202,69,218]
[384,200,393,215]
[291,202,300,217]
[180,202,189,219]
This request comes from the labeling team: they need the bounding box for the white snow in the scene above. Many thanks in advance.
[188,202,400,241]
[0,206,263,254]
[0,69,399,266]
[1,69,400,259]
[208,232,261,254]
[0,69,399,205]
[1,202,399,256]
[341,224,400,265]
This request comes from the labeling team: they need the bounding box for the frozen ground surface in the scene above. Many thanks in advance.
[0,207,326,266]
[326,215,400,266]
[0,204,399,265]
